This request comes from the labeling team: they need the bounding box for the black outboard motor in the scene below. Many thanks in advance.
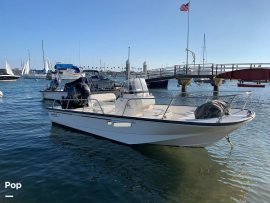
[61,77,91,109]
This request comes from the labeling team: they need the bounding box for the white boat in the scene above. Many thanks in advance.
[22,59,51,79]
[0,61,20,81]
[21,59,30,77]
[41,75,119,101]
[48,78,255,147]
[48,64,85,80]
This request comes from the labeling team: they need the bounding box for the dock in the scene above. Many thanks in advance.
[138,63,270,92]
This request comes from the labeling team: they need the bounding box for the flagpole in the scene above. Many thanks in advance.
[185,1,190,75]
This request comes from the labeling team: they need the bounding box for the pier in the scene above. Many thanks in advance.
[139,63,270,92]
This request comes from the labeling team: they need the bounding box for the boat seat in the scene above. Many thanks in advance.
[89,93,116,103]
[93,103,115,114]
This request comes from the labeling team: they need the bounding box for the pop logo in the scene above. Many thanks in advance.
[5,182,22,190]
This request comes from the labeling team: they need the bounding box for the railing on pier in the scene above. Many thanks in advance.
[137,63,270,81]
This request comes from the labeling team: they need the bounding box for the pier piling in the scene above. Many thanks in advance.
[211,77,224,92]
[177,78,192,93]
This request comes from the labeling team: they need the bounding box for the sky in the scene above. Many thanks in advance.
[1,0,270,70]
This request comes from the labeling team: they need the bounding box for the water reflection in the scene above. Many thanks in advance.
[49,125,247,202]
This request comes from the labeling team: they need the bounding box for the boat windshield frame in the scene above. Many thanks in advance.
[122,78,149,94]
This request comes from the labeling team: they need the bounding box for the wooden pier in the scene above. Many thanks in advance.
[139,63,270,92]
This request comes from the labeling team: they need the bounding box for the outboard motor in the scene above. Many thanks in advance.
[61,77,91,109]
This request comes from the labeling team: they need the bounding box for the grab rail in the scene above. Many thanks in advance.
[52,98,105,114]
[161,94,176,119]
[52,91,253,121]
[217,91,252,122]
[121,97,155,116]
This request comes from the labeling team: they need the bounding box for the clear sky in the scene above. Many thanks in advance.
[1,0,270,70]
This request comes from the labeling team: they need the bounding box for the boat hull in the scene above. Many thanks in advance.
[146,79,168,89]
[48,108,254,147]
[0,75,20,81]
[237,83,265,88]
[22,74,47,79]
[41,90,68,100]
[41,89,120,100]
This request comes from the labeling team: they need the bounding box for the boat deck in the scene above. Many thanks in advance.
[68,103,251,124]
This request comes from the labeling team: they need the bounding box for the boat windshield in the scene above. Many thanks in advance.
[123,78,149,94]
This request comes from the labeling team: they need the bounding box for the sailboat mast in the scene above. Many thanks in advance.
[28,50,31,72]
[42,40,46,71]
[203,33,206,68]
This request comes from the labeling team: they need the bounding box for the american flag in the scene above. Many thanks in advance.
[180,2,189,12]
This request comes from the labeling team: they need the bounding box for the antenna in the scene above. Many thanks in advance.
[128,46,130,62]
[126,46,131,80]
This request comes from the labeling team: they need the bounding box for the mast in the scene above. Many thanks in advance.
[185,2,190,75]
[28,50,31,72]
[42,40,46,72]
[79,41,81,68]
[180,1,191,75]
[202,33,207,68]
[126,46,131,80]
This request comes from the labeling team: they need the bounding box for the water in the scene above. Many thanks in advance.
[0,79,269,203]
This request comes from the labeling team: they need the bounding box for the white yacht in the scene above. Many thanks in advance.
[48,78,255,147]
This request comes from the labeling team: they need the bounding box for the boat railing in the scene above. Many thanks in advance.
[52,98,105,114]
[217,91,253,122]
[52,91,253,121]
[121,97,156,116]
[157,91,253,121]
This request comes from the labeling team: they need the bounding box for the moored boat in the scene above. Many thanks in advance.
[237,83,265,88]
[48,78,255,147]
[48,64,85,80]
[41,75,120,101]
[0,61,20,81]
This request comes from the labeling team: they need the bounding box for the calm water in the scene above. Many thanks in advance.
[0,79,269,203]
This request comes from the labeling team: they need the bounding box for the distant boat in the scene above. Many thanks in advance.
[237,83,265,88]
[22,45,51,79]
[0,61,20,81]
[146,79,169,88]
[21,60,31,77]
[41,74,119,101]
[48,64,85,80]
[22,59,50,79]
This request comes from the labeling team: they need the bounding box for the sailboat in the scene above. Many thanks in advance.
[0,60,20,81]
[22,42,52,79]
[21,60,30,77]
[22,59,51,79]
